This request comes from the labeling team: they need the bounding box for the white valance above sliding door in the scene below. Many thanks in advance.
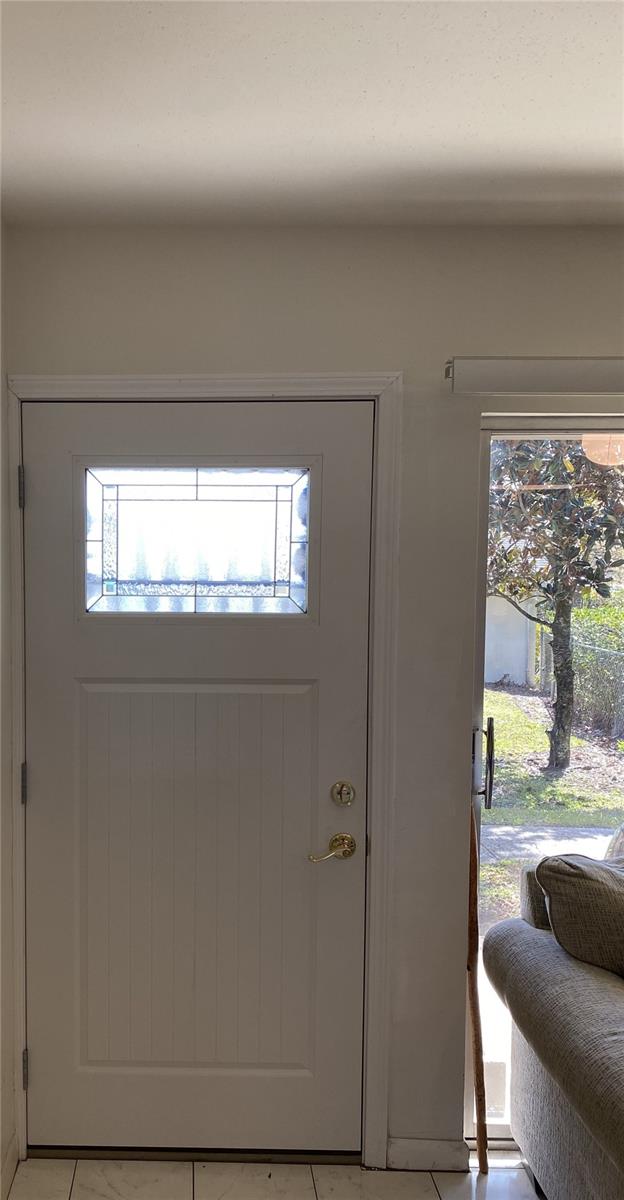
[446,357,624,396]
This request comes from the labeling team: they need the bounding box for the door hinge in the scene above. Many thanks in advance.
[22,1048,28,1090]
[366,834,371,857]
[18,465,25,509]
[21,762,27,805]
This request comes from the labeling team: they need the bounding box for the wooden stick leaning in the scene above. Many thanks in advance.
[467,803,489,1174]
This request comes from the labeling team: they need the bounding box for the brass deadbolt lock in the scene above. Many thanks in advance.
[331,780,356,806]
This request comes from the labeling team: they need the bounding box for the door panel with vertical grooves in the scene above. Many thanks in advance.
[81,683,317,1070]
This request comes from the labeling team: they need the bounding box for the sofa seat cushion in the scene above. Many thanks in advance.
[484,917,624,1174]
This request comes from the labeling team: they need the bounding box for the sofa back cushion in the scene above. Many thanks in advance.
[536,854,624,977]
[520,866,551,929]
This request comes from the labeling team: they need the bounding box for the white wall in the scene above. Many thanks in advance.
[3,225,624,1167]
[484,597,536,687]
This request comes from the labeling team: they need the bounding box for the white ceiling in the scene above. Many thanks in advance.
[2,0,623,225]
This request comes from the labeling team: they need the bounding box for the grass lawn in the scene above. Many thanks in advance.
[481,687,624,829]
[478,686,624,924]
[479,858,524,931]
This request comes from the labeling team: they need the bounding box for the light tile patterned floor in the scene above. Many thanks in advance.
[196,1164,316,1199]
[313,1167,439,1198]
[72,1160,192,1200]
[8,1160,538,1200]
[7,1159,76,1200]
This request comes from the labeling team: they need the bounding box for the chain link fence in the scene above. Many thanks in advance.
[537,622,624,738]
[573,636,624,738]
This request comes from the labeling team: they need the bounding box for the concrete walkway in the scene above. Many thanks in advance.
[480,823,613,863]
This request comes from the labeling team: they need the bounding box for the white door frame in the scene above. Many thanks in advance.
[7,372,403,1167]
[465,407,624,1141]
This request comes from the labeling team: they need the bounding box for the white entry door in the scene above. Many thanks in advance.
[23,399,373,1150]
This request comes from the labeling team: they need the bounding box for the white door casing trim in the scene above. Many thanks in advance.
[0,1132,18,1200]
[387,1138,470,1172]
[7,372,402,1167]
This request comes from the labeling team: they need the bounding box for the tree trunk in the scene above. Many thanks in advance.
[548,594,574,769]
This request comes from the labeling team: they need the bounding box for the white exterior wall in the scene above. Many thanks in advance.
[484,596,536,687]
[2,225,623,1177]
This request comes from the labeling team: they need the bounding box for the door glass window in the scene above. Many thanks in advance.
[85,467,310,614]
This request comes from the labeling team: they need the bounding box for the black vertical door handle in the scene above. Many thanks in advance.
[484,716,495,809]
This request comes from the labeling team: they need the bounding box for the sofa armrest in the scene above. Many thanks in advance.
[483,917,624,1175]
[520,867,550,929]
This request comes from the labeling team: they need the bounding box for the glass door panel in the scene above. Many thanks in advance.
[472,430,624,1135]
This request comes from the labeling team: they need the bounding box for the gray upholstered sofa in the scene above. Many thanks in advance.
[483,868,624,1200]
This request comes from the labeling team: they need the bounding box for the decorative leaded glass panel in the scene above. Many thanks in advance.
[85,467,310,614]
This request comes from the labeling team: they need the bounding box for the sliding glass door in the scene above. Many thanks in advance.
[467,419,624,1139]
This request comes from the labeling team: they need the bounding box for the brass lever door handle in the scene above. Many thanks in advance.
[308,833,356,863]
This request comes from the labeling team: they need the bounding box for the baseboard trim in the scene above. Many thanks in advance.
[1,1134,19,1200]
[387,1138,470,1172]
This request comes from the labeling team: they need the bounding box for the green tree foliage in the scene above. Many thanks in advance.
[487,439,624,768]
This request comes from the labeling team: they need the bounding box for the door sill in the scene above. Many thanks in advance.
[27,1147,362,1165]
